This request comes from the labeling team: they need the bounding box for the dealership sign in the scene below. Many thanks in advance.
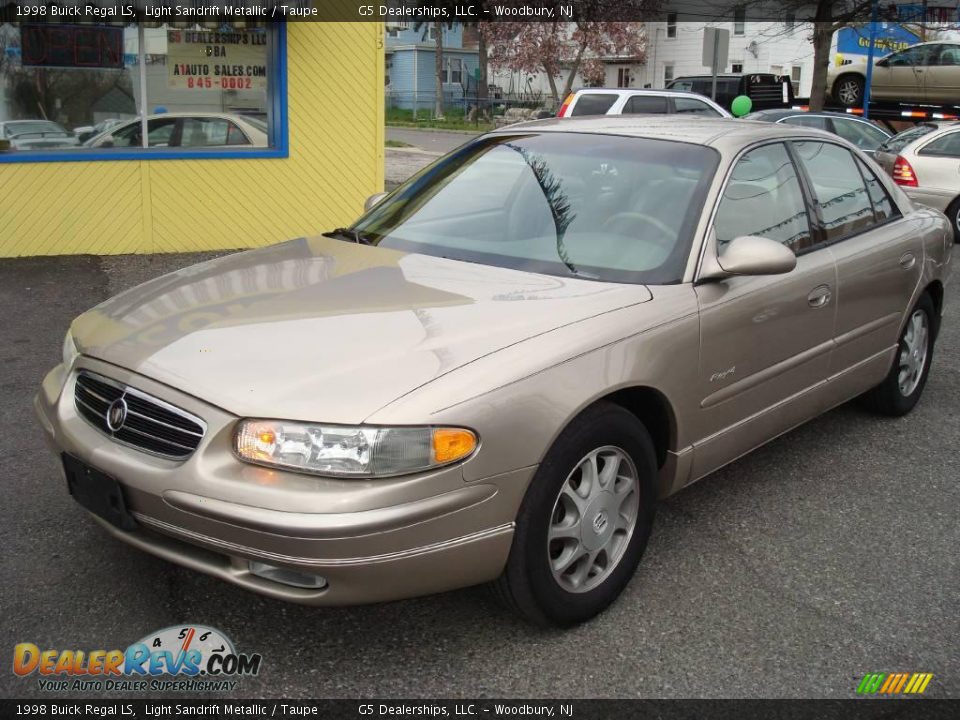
[167,29,268,91]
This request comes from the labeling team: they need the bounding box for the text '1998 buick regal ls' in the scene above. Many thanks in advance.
[36,117,952,626]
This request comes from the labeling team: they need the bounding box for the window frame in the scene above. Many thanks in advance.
[623,94,670,114]
[696,139,816,282]
[700,137,905,281]
[733,6,747,35]
[788,139,903,252]
[672,96,722,117]
[666,13,678,38]
[0,23,288,164]
[711,141,817,256]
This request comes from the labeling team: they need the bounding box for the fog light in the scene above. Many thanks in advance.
[249,561,328,590]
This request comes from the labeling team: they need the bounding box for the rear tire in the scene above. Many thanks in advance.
[860,294,935,416]
[947,198,960,244]
[492,402,657,627]
[833,74,865,107]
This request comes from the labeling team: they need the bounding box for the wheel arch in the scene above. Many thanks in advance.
[595,386,677,471]
[832,71,865,100]
[924,279,944,340]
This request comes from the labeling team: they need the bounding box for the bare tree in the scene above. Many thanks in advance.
[482,22,648,106]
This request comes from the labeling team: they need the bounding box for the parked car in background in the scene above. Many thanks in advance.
[557,88,731,118]
[827,41,960,108]
[84,113,268,149]
[37,117,951,627]
[0,120,79,150]
[874,121,960,242]
[745,109,891,156]
[666,73,793,112]
[73,118,124,144]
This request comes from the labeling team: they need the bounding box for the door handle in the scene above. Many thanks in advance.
[807,285,832,309]
[899,252,916,270]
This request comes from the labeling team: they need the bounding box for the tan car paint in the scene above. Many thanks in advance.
[36,117,953,607]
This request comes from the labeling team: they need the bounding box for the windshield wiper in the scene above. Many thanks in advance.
[323,227,375,246]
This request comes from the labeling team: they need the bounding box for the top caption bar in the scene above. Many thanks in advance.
[0,1,918,23]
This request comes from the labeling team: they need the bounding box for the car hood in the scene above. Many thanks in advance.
[72,237,652,423]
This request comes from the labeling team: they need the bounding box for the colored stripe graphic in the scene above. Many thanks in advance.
[857,672,933,694]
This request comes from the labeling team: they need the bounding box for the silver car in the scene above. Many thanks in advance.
[0,120,79,151]
[36,117,952,626]
[874,121,960,243]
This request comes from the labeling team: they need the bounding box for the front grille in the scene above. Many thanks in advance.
[74,372,205,459]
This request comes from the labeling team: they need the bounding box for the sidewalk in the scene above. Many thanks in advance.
[385,146,441,189]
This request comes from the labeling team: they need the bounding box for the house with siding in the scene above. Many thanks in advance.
[488,20,816,106]
[385,22,480,113]
[633,17,815,95]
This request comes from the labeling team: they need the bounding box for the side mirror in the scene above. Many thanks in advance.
[99,137,115,148]
[364,192,389,212]
[700,235,796,280]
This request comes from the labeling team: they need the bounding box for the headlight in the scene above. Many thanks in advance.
[234,420,478,477]
[62,331,79,369]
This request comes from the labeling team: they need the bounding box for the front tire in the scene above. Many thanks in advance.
[492,402,657,626]
[861,294,935,416]
[834,74,865,107]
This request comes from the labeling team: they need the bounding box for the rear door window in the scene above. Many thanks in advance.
[674,97,722,116]
[622,95,669,114]
[570,94,618,116]
[855,157,899,223]
[794,141,876,243]
[831,118,889,151]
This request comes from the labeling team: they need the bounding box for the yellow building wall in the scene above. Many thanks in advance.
[0,23,384,257]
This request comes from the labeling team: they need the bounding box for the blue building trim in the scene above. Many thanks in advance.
[0,23,289,164]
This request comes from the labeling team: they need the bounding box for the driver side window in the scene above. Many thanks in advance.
[713,143,812,254]
[886,46,929,67]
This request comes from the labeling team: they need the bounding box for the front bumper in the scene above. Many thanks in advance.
[36,357,534,605]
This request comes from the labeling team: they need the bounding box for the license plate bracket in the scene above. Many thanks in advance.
[63,454,138,531]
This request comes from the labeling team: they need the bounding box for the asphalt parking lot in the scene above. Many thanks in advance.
[1,252,957,699]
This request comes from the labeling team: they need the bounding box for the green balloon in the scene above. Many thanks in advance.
[731,95,753,117]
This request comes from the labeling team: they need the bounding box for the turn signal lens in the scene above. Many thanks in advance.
[892,155,919,187]
[432,428,478,464]
[557,93,575,118]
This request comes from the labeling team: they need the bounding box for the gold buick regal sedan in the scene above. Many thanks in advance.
[36,117,952,626]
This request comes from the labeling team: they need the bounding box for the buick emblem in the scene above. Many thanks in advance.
[106,398,128,432]
[592,511,608,534]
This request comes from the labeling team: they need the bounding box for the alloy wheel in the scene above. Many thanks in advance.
[838,79,861,106]
[898,310,929,397]
[547,446,640,594]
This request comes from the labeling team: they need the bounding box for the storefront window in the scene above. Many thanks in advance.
[0,22,285,161]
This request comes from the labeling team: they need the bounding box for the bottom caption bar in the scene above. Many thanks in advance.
[2,699,958,719]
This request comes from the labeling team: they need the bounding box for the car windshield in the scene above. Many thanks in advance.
[352,133,719,284]
[5,121,68,138]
